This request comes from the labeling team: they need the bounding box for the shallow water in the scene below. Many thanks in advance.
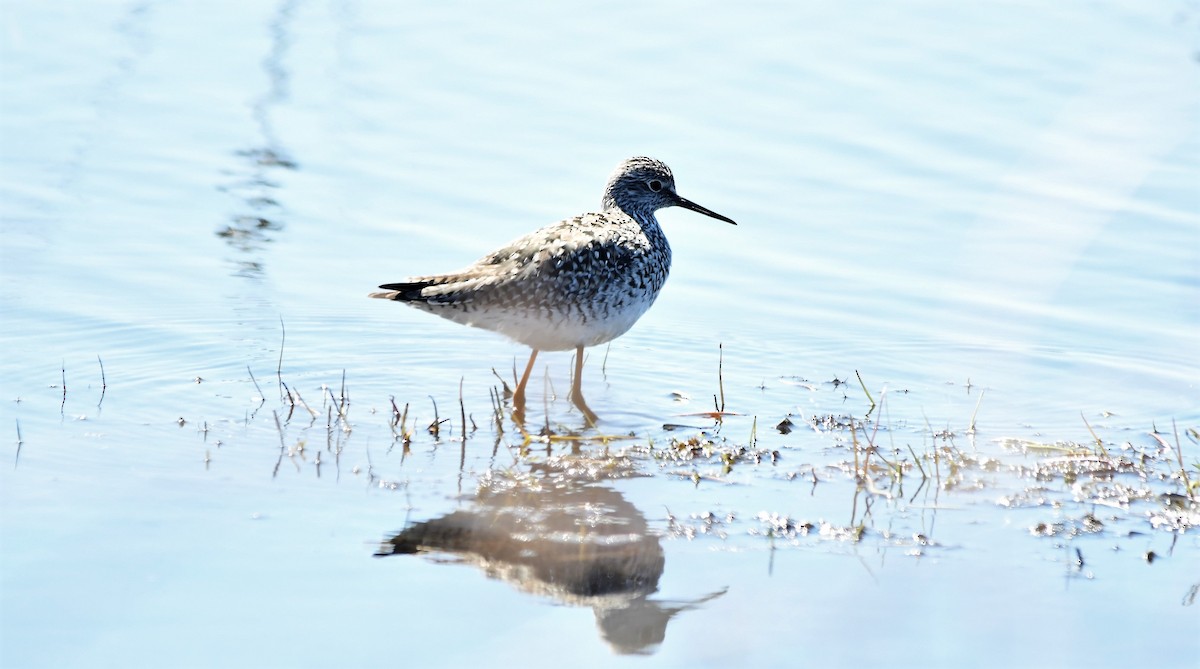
[3,1,1199,667]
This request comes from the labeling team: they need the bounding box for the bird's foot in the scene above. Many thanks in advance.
[570,389,599,427]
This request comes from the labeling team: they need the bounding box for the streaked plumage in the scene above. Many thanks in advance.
[371,156,735,423]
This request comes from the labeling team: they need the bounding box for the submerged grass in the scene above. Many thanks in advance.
[21,328,1194,563]
[242,340,1199,547]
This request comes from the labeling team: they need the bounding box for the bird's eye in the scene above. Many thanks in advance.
[648,179,662,192]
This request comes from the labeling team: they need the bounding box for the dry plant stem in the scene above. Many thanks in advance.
[855,370,875,416]
[388,398,409,432]
[388,398,412,451]
[907,444,928,480]
[880,387,897,453]
[326,387,349,427]
[1171,419,1190,498]
[717,343,726,414]
[868,391,883,445]
[858,410,896,479]
[458,430,466,472]
[488,386,504,435]
[922,411,942,489]
[491,368,512,396]
[544,367,557,402]
[362,443,377,485]
[428,395,441,438]
[543,368,551,436]
[290,387,318,418]
[276,316,286,401]
[326,405,333,453]
[281,386,296,422]
[96,355,107,408]
[247,365,265,400]
[874,448,901,478]
[1081,412,1110,459]
[271,410,286,478]
[968,389,985,434]
[14,419,22,469]
[458,377,467,441]
[851,422,862,480]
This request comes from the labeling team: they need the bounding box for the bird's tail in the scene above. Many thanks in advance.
[368,280,437,302]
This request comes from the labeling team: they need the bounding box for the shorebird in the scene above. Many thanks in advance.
[370,156,735,423]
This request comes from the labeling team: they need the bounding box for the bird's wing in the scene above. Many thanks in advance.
[370,213,639,305]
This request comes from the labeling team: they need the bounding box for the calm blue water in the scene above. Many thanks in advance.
[3,1,1198,667]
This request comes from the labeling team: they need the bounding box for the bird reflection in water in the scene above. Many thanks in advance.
[375,460,725,655]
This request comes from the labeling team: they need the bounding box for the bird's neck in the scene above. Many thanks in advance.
[632,211,670,257]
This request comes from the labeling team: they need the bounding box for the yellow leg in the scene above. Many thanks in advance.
[570,345,598,425]
[512,349,538,423]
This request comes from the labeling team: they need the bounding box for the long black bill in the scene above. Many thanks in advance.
[675,195,737,225]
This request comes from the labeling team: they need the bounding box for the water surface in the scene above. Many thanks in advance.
[2,1,1198,667]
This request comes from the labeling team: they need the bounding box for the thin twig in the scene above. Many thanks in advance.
[490,368,512,398]
[459,377,467,442]
[96,355,107,408]
[851,420,861,480]
[543,365,551,437]
[922,411,941,490]
[855,370,875,418]
[907,444,927,480]
[272,410,286,478]
[398,401,410,435]
[428,395,442,438]
[1173,418,1193,499]
[868,389,884,447]
[326,387,350,434]
[248,366,269,422]
[1081,412,1109,460]
[326,404,334,453]
[340,372,350,431]
[967,389,985,435]
[14,419,22,469]
[282,382,296,421]
[387,395,405,435]
[489,386,504,435]
[717,343,726,414]
[247,365,265,400]
[290,387,318,418]
[276,316,286,400]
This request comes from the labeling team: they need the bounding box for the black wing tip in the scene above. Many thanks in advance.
[371,281,431,302]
